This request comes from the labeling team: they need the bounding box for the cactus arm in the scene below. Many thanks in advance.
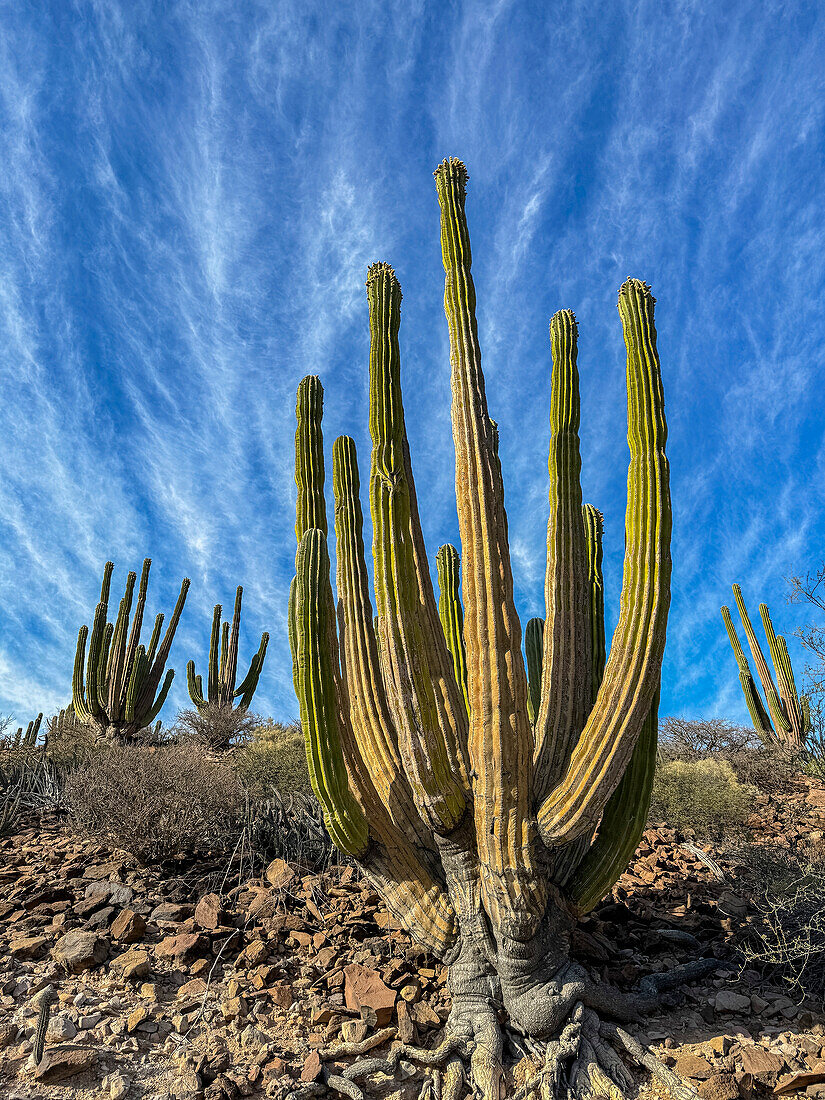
[721,604,774,739]
[145,613,163,666]
[204,604,221,705]
[138,667,175,728]
[533,311,592,800]
[583,505,606,707]
[334,433,437,850]
[366,262,468,836]
[134,577,190,719]
[524,618,544,727]
[106,569,137,721]
[436,157,545,942]
[295,376,328,540]
[124,645,149,723]
[96,621,113,715]
[537,279,671,846]
[760,603,805,746]
[293,530,370,856]
[187,660,206,711]
[567,691,659,915]
[436,544,470,716]
[78,602,108,723]
[72,626,95,724]
[122,558,150,695]
[732,585,790,734]
[99,560,114,605]
[234,632,269,708]
[223,587,243,701]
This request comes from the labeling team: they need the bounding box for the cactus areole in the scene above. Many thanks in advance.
[289,160,678,1099]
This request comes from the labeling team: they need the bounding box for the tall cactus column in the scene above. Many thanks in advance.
[288,160,676,1100]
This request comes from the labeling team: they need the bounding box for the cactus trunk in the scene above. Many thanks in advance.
[289,161,674,1098]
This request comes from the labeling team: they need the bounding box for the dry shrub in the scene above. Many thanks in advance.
[658,717,762,761]
[66,743,244,862]
[734,843,825,999]
[649,758,757,838]
[232,719,311,799]
[723,746,801,794]
[173,704,258,750]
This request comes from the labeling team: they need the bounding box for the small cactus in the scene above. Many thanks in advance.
[187,587,269,716]
[32,985,55,1065]
[73,560,189,742]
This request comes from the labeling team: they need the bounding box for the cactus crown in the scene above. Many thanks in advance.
[288,160,671,953]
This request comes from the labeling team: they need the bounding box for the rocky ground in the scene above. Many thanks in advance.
[1,777,825,1100]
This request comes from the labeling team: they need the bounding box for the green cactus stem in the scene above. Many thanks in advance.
[187,586,269,715]
[73,559,189,742]
[287,160,674,1096]
[722,584,808,748]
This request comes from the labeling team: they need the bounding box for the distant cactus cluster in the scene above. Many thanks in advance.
[722,584,809,748]
[187,586,269,716]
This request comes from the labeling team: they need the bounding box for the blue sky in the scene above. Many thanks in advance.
[1,1,823,729]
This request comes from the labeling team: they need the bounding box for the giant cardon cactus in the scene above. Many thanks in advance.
[73,559,189,742]
[289,160,686,1099]
[187,587,269,717]
[722,584,809,748]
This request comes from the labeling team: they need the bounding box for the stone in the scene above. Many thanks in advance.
[194,893,225,930]
[344,964,396,1027]
[270,982,294,1010]
[155,932,203,959]
[106,1072,130,1099]
[150,901,193,922]
[34,1045,97,1083]
[48,1015,78,1040]
[265,859,296,890]
[110,949,151,980]
[52,930,109,973]
[178,978,208,1000]
[85,880,134,908]
[775,1072,825,1096]
[111,909,146,943]
[715,991,752,1015]
[740,1045,785,1084]
[301,1050,323,1083]
[127,1004,151,1033]
[676,1053,716,1081]
[9,935,48,959]
[698,1073,740,1100]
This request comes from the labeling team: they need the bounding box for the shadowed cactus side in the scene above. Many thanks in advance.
[722,584,809,748]
[73,559,189,743]
[288,159,672,1099]
[187,587,269,717]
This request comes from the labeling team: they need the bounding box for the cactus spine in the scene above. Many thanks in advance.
[187,587,269,715]
[288,160,672,1093]
[722,584,809,748]
[73,559,189,742]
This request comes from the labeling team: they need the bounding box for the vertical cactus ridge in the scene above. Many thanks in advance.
[731,585,792,735]
[537,278,671,846]
[187,586,268,715]
[524,617,545,727]
[567,690,659,915]
[534,311,592,799]
[292,529,370,857]
[583,505,607,707]
[333,433,435,851]
[295,375,328,540]
[290,382,458,955]
[435,157,545,942]
[73,560,188,741]
[721,604,775,738]
[760,602,806,745]
[436,544,470,716]
[366,260,469,836]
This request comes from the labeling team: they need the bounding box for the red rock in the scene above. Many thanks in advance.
[9,935,47,959]
[269,982,294,1009]
[265,858,296,890]
[344,964,396,1027]
[155,932,202,959]
[34,1045,97,1083]
[676,1053,716,1081]
[775,1071,825,1096]
[698,1073,740,1100]
[740,1046,784,1084]
[301,1050,323,1083]
[110,909,146,943]
[194,892,225,930]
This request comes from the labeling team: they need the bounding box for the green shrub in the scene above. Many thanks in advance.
[66,743,245,862]
[232,719,311,799]
[648,758,757,837]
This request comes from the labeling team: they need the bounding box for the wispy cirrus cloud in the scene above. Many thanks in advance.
[0,0,823,729]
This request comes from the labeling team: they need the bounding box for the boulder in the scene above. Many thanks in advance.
[34,1045,97,1084]
[110,909,146,943]
[52,930,108,973]
[344,963,396,1027]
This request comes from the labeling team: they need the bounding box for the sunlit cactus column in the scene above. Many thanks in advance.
[187,587,269,717]
[288,159,673,1100]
